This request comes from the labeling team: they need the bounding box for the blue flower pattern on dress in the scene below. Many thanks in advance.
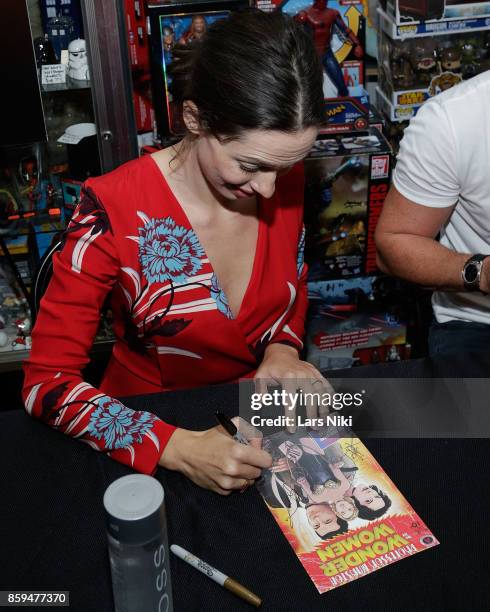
[87,396,157,449]
[297,226,305,278]
[210,273,234,319]
[138,216,204,285]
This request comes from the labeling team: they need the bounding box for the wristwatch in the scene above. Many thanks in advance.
[461,254,489,291]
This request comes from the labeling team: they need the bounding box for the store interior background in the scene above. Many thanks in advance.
[2,0,484,411]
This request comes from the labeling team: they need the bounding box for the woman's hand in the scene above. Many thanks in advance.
[158,417,272,495]
[254,343,333,432]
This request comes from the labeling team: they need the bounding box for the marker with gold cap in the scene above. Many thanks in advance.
[170,544,262,608]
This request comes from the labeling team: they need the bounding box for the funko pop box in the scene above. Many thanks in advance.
[379,0,490,27]
[304,275,408,370]
[378,8,490,109]
[304,126,392,282]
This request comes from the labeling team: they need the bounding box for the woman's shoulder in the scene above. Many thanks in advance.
[83,155,160,211]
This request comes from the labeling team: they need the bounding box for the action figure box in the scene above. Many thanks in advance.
[304,275,408,370]
[148,0,249,140]
[378,12,490,108]
[379,0,490,28]
[304,127,392,282]
[125,0,151,70]
[368,105,385,133]
[125,0,155,133]
[255,0,370,132]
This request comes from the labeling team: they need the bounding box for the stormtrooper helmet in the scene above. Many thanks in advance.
[68,38,89,81]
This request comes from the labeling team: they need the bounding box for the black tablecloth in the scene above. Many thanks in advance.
[1,352,489,611]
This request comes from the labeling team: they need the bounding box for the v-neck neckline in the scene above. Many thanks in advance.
[146,153,265,321]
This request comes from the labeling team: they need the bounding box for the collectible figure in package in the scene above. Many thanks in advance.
[377,24,490,111]
[256,0,370,131]
[304,275,407,370]
[368,105,385,133]
[380,0,490,25]
[304,127,391,281]
[61,178,82,216]
[287,0,364,98]
[148,0,248,139]
[125,0,155,133]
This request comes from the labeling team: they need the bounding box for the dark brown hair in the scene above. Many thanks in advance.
[352,486,392,520]
[169,9,325,137]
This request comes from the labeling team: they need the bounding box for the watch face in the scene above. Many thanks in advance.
[465,263,479,283]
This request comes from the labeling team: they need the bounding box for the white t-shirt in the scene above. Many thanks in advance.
[393,71,490,324]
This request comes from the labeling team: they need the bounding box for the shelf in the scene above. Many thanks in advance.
[42,78,91,93]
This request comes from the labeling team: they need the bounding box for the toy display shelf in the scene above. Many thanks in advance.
[41,78,91,93]
[378,7,490,39]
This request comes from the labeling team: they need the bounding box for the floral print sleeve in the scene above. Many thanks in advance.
[22,185,175,475]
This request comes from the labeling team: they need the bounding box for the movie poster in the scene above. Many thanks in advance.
[257,433,439,592]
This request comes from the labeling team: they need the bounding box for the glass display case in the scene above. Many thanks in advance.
[0,0,138,367]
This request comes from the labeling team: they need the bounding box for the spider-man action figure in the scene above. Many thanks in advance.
[290,0,363,97]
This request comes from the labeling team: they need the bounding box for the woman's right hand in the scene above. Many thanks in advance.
[158,420,272,495]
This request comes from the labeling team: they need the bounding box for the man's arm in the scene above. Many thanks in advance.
[375,185,490,293]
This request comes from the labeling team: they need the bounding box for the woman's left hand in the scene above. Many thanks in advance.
[254,343,334,432]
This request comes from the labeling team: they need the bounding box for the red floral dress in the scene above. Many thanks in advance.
[22,155,308,474]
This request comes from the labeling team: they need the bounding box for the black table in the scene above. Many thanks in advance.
[1,352,489,611]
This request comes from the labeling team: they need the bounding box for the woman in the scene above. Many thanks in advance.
[351,485,392,520]
[22,10,329,495]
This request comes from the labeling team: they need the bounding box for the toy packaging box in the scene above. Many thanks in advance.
[368,105,385,133]
[257,433,438,593]
[304,275,408,370]
[376,85,423,123]
[148,0,248,140]
[378,13,490,109]
[304,127,391,282]
[255,0,370,132]
[379,0,490,27]
[124,0,155,133]
[39,0,84,41]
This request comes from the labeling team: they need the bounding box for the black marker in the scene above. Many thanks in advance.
[215,412,250,445]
